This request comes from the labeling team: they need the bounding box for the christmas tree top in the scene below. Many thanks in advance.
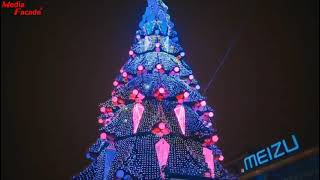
[140,0,173,34]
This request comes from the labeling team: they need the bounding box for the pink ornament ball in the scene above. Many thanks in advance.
[184,92,190,98]
[212,135,219,143]
[189,75,194,80]
[113,81,119,87]
[158,122,166,130]
[137,65,144,71]
[132,89,139,95]
[156,64,162,70]
[100,107,106,113]
[218,155,224,161]
[112,96,118,103]
[208,112,214,117]
[129,50,134,56]
[200,100,207,107]
[155,43,161,48]
[174,67,180,72]
[100,133,107,140]
[98,119,104,124]
[159,87,165,94]
[196,85,201,90]
[122,72,128,77]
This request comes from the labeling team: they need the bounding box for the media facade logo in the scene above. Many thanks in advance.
[243,134,300,172]
[2,1,44,15]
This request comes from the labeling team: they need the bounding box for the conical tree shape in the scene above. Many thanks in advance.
[74,0,235,179]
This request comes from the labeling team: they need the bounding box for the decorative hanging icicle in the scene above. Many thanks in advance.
[155,138,170,179]
[132,103,145,134]
[174,105,186,135]
[203,147,215,178]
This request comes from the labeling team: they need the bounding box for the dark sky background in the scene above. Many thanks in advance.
[1,0,319,179]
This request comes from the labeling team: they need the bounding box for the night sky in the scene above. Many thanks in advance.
[1,0,319,179]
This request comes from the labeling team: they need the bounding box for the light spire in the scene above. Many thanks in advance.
[139,0,174,35]
[147,0,168,12]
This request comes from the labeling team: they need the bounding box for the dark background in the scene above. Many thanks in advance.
[1,0,319,179]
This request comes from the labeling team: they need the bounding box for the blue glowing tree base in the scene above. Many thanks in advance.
[73,0,236,179]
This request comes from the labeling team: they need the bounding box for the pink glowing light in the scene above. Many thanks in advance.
[159,88,165,94]
[212,135,219,143]
[100,133,107,140]
[200,100,207,107]
[98,118,104,124]
[174,105,186,135]
[132,103,145,134]
[174,67,180,72]
[132,89,139,95]
[137,65,144,71]
[155,139,170,171]
[184,92,190,98]
[219,155,224,161]
[122,72,128,77]
[156,43,161,48]
[208,112,214,117]
[100,107,106,113]
[203,147,215,178]
[112,96,118,103]
[113,81,119,87]
[129,50,134,56]
[189,75,194,80]
[158,122,166,130]
[156,64,163,70]
[196,85,201,90]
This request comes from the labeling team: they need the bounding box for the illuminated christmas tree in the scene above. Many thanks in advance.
[74,0,235,179]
